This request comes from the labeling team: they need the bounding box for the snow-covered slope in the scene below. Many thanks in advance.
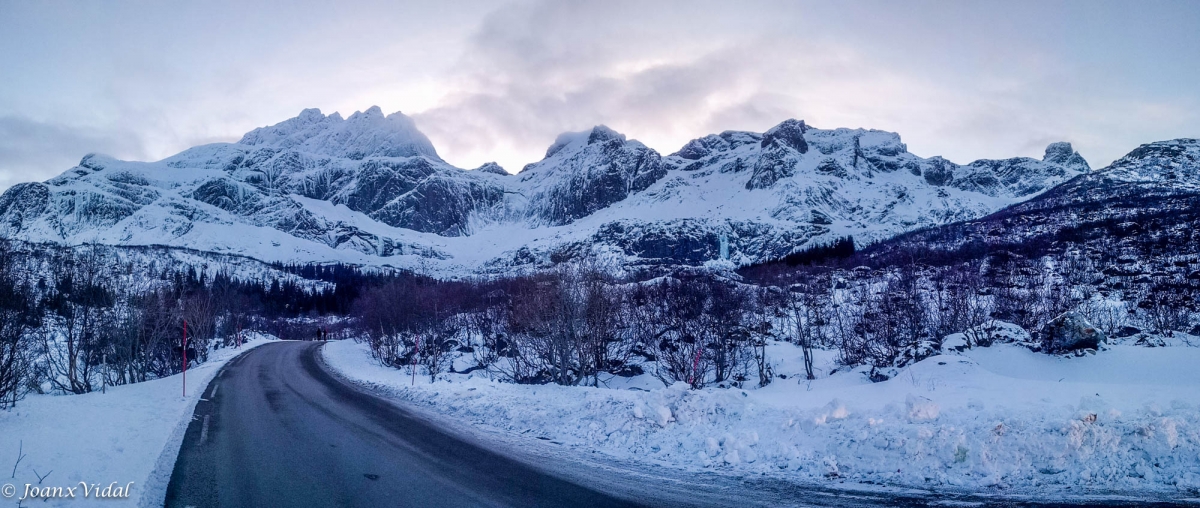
[859,137,1200,269]
[0,108,1092,275]
[239,106,443,161]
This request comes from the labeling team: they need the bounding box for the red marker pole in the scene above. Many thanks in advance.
[183,320,188,397]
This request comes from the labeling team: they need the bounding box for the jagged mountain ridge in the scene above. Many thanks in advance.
[859,138,1200,264]
[0,107,1096,274]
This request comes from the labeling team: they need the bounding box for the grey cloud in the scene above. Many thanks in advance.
[413,0,1200,172]
[0,116,147,190]
[414,1,824,170]
[4,0,1197,182]
[701,96,802,135]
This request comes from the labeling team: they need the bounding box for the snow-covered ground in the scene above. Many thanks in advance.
[0,336,275,507]
[322,336,1200,502]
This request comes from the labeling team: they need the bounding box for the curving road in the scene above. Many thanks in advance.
[165,341,654,507]
[163,341,1169,508]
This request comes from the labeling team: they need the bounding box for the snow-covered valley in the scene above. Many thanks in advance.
[5,2,1200,505]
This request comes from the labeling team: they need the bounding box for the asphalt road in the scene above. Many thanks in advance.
[165,341,654,508]
[164,341,1186,508]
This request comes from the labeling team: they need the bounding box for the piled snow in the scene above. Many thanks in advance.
[0,336,275,507]
[323,338,1200,500]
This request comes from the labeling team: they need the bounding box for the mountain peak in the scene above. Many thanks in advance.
[760,119,809,153]
[542,125,630,160]
[1042,142,1090,172]
[1103,138,1200,184]
[296,108,324,122]
[238,107,441,161]
[348,105,385,120]
[587,125,625,145]
[475,162,509,175]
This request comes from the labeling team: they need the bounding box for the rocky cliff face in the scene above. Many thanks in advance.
[520,126,666,226]
[0,107,1096,275]
[860,137,1200,263]
[238,106,442,161]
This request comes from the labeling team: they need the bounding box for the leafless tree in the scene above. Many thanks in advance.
[40,246,115,394]
[505,268,594,385]
[931,263,994,347]
[0,242,36,408]
[630,277,710,388]
[629,275,754,388]
[180,290,218,363]
[1137,282,1192,336]
[780,271,832,380]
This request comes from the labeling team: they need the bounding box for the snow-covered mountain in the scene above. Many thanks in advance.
[859,138,1200,266]
[0,107,1093,274]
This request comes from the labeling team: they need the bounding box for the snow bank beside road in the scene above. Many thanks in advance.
[323,339,1200,500]
[0,336,274,507]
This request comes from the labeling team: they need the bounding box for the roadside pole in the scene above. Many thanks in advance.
[689,347,702,386]
[183,319,188,397]
[411,335,420,386]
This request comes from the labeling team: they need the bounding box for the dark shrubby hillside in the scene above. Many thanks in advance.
[0,241,408,407]
[737,160,1200,377]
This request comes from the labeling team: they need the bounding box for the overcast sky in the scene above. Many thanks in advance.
[1,0,1197,188]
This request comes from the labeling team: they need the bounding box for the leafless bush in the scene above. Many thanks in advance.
[1137,283,1192,336]
[39,246,116,394]
[502,267,628,386]
[779,271,832,380]
[630,275,755,388]
[0,243,36,408]
[931,263,994,347]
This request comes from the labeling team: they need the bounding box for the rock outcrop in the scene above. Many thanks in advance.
[1041,312,1106,353]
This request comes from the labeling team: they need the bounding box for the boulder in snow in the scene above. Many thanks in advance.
[1040,311,1106,353]
[1113,325,1142,338]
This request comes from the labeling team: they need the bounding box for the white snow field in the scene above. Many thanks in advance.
[0,336,275,507]
[322,336,1200,502]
